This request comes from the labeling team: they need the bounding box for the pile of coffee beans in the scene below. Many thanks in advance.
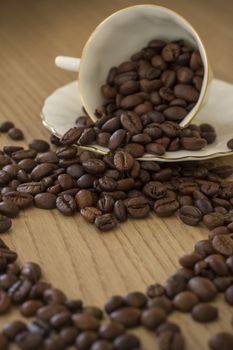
[64,39,219,157]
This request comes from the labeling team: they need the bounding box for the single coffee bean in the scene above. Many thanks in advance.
[15,331,43,350]
[83,159,106,175]
[60,127,83,145]
[59,326,78,346]
[179,253,203,269]
[227,138,233,150]
[75,190,94,209]
[3,320,27,340]
[20,300,44,317]
[0,215,12,233]
[158,330,185,350]
[141,307,166,329]
[114,151,134,172]
[0,290,11,313]
[99,322,125,340]
[75,331,99,350]
[95,214,117,231]
[192,303,218,323]
[113,334,140,350]
[8,127,24,140]
[108,129,126,150]
[29,139,50,152]
[209,332,233,350]
[124,291,147,308]
[105,296,125,314]
[0,121,14,132]
[212,235,233,256]
[188,277,217,301]
[37,304,67,321]
[126,196,150,218]
[173,291,199,312]
[164,274,186,298]
[225,285,233,305]
[72,313,100,331]
[203,213,224,230]
[156,322,181,335]
[154,198,179,217]
[80,207,102,223]
[34,193,56,209]
[56,194,77,216]
[110,307,141,328]
[179,205,202,226]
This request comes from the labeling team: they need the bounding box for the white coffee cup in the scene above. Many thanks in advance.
[55,4,212,128]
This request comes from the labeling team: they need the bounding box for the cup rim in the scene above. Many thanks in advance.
[78,4,209,128]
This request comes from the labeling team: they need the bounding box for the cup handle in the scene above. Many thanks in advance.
[55,56,80,72]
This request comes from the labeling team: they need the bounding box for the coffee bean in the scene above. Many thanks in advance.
[209,332,233,350]
[146,143,166,155]
[156,322,181,335]
[108,130,126,150]
[0,333,9,349]
[227,138,233,150]
[124,291,147,308]
[126,196,150,218]
[110,307,141,328]
[0,290,11,313]
[99,322,125,340]
[83,159,106,174]
[146,284,165,298]
[0,121,14,132]
[60,127,83,145]
[141,307,166,329]
[34,193,56,209]
[3,320,27,340]
[80,207,101,223]
[44,336,65,350]
[154,198,179,217]
[113,334,140,350]
[212,235,233,256]
[3,191,33,209]
[179,253,203,269]
[8,127,24,140]
[20,300,43,317]
[114,151,134,172]
[165,274,186,298]
[192,303,218,323]
[15,331,43,350]
[225,285,233,305]
[173,291,199,312]
[105,296,125,314]
[203,212,224,229]
[75,331,98,349]
[37,304,67,321]
[181,137,207,150]
[0,215,12,233]
[158,330,185,350]
[8,278,32,303]
[75,190,93,209]
[72,313,100,331]
[29,139,50,152]
[147,296,173,314]
[179,205,202,226]
[59,326,78,346]
[95,214,117,231]
[56,194,77,216]
[188,277,217,301]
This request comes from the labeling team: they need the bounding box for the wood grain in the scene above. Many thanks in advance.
[0,1,233,349]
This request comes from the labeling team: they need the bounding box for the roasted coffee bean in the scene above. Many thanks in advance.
[59,326,78,346]
[225,285,233,305]
[20,300,44,317]
[156,322,181,335]
[173,291,199,312]
[158,330,185,350]
[192,303,218,323]
[124,291,147,308]
[227,138,233,150]
[43,288,66,305]
[8,279,32,303]
[99,322,125,340]
[0,215,12,233]
[146,142,166,155]
[108,129,126,150]
[29,139,50,152]
[105,296,125,314]
[212,235,233,256]
[75,331,99,349]
[97,195,114,213]
[162,43,180,62]
[195,198,213,214]
[141,307,166,329]
[181,137,207,150]
[146,283,165,298]
[3,320,27,340]
[110,307,141,328]
[31,163,57,181]
[15,331,43,350]
[56,194,77,216]
[120,112,142,133]
[8,127,24,140]
[179,205,202,226]
[0,333,9,349]
[83,159,106,174]
[113,334,140,350]
[3,191,33,209]
[60,127,83,145]
[44,335,65,350]
[34,193,56,209]
[209,332,233,350]
[0,121,14,132]
[154,198,179,217]
[203,212,224,229]
[37,304,67,321]
[188,277,217,301]
[0,290,11,313]
[126,196,150,218]
[147,295,173,314]
[114,151,134,172]
[80,207,102,223]
[75,190,94,209]
[21,262,41,282]
[164,274,186,298]
[179,253,203,269]
[95,214,117,231]
[72,313,100,331]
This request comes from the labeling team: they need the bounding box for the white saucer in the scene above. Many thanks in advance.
[41,79,233,162]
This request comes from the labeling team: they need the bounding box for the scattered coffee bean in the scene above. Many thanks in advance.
[209,332,233,350]
[192,303,218,322]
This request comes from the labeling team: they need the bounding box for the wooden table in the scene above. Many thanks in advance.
[0,1,233,348]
